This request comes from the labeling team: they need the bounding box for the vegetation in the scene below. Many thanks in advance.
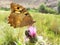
[38,3,57,14]
[58,1,60,13]
[0,10,60,45]
[0,7,10,11]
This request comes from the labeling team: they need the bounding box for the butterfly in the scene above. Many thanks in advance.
[8,3,35,28]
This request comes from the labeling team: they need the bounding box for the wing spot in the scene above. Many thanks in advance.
[17,7,20,9]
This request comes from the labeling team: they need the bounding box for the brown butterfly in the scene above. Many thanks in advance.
[8,3,35,28]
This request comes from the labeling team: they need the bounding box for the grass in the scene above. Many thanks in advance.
[0,10,60,45]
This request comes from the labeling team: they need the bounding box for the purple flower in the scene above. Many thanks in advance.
[28,26,36,37]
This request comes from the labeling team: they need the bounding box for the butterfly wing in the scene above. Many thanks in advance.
[8,3,35,28]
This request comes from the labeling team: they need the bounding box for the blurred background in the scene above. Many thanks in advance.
[0,0,60,45]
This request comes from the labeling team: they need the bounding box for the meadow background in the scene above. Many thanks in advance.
[0,9,60,45]
[0,0,60,45]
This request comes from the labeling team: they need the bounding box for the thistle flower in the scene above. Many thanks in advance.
[28,26,36,38]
